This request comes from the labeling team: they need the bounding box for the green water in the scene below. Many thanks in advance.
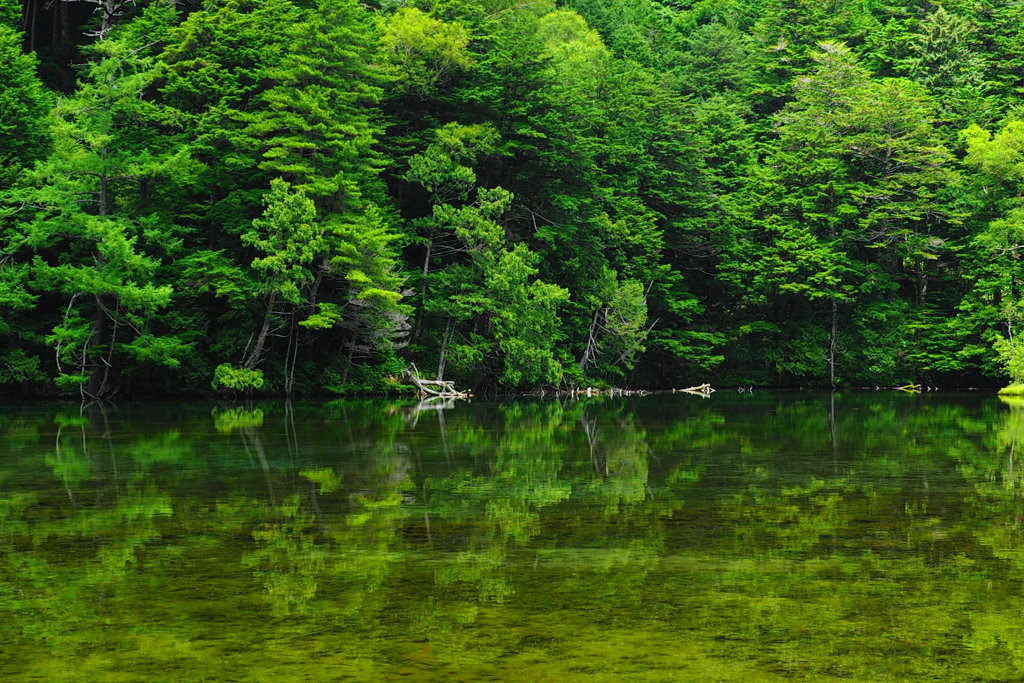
[2,393,1024,681]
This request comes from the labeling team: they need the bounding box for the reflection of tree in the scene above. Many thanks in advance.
[578,409,650,515]
[241,494,326,617]
[969,397,1024,507]
[9,395,1024,679]
[212,406,265,434]
[233,421,417,630]
[0,406,178,677]
[400,397,672,668]
[654,394,1024,680]
[424,402,574,607]
[948,398,1024,669]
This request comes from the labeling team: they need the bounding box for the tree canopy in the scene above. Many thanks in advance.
[5,0,1024,395]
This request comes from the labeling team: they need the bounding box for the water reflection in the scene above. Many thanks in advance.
[0,394,1023,679]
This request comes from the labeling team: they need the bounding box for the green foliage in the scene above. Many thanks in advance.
[0,349,44,385]
[5,0,1024,392]
[0,25,50,187]
[898,6,994,131]
[579,268,650,381]
[993,330,1024,384]
[244,178,322,306]
[960,120,1024,384]
[11,34,192,397]
[0,0,18,29]
[378,7,472,95]
[212,364,265,392]
[487,245,570,387]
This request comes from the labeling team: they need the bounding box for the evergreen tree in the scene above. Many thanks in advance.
[900,6,994,132]
[0,21,51,389]
[17,37,192,397]
[960,121,1024,384]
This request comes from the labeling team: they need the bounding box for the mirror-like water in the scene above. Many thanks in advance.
[2,393,1023,681]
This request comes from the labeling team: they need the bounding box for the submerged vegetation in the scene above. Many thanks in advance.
[5,0,1024,396]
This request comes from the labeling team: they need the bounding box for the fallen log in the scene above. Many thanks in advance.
[402,364,468,398]
[671,383,715,396]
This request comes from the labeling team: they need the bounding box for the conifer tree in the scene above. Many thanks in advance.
[19,37,191,397]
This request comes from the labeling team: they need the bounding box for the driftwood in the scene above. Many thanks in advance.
[403,364,469,398]
[673,383,715,395]
[564,387,651,398]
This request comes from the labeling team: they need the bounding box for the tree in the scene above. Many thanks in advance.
[728,41,958,386]
[248,0,408,391]
[900,6,994,133]
[0,22,51,389]
[429,186,570,388]
[726,42,869,385]
[377,7,472,98]
[231,178,323,378]
[577,267,649,380]
[960,121,1024,384]
[404,123,569,387]
[160,0,408,394]
[0,24,51,187]
[18,37,191,397]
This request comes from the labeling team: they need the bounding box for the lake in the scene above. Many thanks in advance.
[1,392,1023,681]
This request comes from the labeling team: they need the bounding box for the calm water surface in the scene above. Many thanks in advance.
[2,392,1023,681]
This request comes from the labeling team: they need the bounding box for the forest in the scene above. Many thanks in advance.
[3,0,1024,397]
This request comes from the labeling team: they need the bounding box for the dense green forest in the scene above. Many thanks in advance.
[3,0,1024,397]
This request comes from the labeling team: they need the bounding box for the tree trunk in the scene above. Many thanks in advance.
[98,172,108,217]
[284,318,298,395]
[307,259,327,308]
[437,317,451,381]
[413,239,432,341]
[244,291,277,370]
[579,306,604,372]
[59,0,71,44]
[828,299,838,389]
[341,337,355,386]
[28,0,37,52]
[87,294,112,398]
[284,259,330,393]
